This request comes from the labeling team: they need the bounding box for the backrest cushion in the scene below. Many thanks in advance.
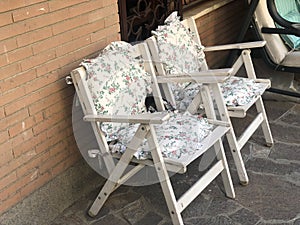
[152,12,205,75]
[152,12,205,110]
[81,41,152,139]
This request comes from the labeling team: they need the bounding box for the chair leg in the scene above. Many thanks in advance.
[147,125,184,225]
[214,139,235,198]
[207,84,250,185]
[88,147,136,216]
[226,130,249,185]
[89,125,149,217]
[255,97,274,147]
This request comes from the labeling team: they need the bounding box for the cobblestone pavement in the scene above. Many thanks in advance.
[51,96,300,225]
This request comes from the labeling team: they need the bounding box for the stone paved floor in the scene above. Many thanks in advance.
[50,95,300,225]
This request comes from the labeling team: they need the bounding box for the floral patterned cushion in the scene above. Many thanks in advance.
[221,77,267,107]
[110,112,214,160]
[153,12,267,109]
[81,41,152,139]
[81,41,215,160]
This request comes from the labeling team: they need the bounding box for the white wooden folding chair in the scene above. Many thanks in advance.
[69,41,235,225]
[146,12,274,185]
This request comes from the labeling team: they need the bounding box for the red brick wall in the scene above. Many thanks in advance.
[195,0,248,68]
[0,0,120,214]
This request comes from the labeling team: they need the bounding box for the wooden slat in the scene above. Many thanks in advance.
[84,113,170,124]
[204,41,266,52]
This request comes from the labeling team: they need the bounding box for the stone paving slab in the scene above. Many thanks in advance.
[49,98,300,225]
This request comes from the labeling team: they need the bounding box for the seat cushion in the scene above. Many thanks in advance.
[109,112,214,160]
[168,77,268,110]
[220,77,268,107]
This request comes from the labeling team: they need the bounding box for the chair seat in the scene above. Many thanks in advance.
[172,77,269,112]
[221,77,269,107]
[107,112,216,160]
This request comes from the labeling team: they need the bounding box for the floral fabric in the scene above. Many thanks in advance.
[82,41,152,139]
[221,77,267,107]
[153,12,267,109]
[81,41,215,160]
[110,112,214,160]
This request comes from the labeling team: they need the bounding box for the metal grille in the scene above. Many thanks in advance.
[118,0,182,42]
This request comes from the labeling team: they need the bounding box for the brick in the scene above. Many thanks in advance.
[0,130,9,144]
[104,14,119,27]
[35,53,75,76]
[0,107,4,119]
[4,90,39,115]
[91,24,120,43]
[88,4,118,23]
[74,18,106,40]
[0,0,45,13]
[0,63,22,81]
[16,151,49,178]
[11,129,34,151]
[8,116,35,138]
[0,171,17,190]
[21,49,56,71]
[0,70,36,93]
[71,39,107,65]
[0,12,13,27]
[24,72,58,94]
[106,33,121,44]
[32,32,72,55]
[68,0,104,18]
[4,46,35,66]
[52,14,88,35]
[0,108,29,131]
[16,26,53,47]
[56,35,91,57]
[0,141,13,167]
[34,112,44,124]
[0,0,24,13]
[48,0,89,12]
[0,192,21,214]
[12,2,50,22]
[33,110,66,135]
[28,86,73,116]
[51,152,80,177]
[0,168,39,202]
[21,8,69,33]
[46,119,72,141]
[0,160,18,180]
[1,86,26,110]
[0,21,30,41]
[19,171,52,199]
[0,52,9,67]
[35,131,65,154]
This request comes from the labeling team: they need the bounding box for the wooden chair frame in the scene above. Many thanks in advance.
[69,42,235,225]
[146,16,274,185]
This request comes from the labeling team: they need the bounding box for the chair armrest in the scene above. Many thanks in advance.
[204,41,266,52]
[156,68,233,84]
[83,113,170,124]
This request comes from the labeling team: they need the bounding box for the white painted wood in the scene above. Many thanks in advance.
[237,113,264,149]
[204,41,266,52]
[71,41,237,223]
[83,113,170,124]
[177,160,224,212]
[146,16,274,185]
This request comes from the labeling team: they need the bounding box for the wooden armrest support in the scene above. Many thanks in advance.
[83,113,170,124]
[156,68,233,84]
[204,41,266,52]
